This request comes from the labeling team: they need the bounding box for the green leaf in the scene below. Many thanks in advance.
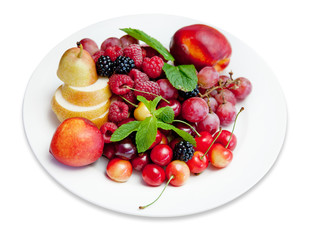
[135,117,157,153]
[157,121,196,147]
[120,28,175,61]
[162,63,198,92]
[149,96,162,113]
[137,95,151,111]
[110,121,141,142]
[154,107,174,123]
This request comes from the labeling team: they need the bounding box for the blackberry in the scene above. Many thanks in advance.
[173,141,195,162]
[114,56,135,74]
[178,85,199,100]
[96,55,115,77]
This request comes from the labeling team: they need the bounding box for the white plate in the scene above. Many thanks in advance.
[23,14,287,217]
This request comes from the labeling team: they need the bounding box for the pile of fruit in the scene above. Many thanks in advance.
[49,24,252,208]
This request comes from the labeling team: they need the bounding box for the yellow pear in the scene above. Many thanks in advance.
[57,44,98,87]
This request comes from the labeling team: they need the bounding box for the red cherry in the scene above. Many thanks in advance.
[159,134,168,145]
[209,143,233,168]
[114,138,137,160]
[149,130,162,149]
[150,144,173,166]
[157,78,178,100]
[158,99,182,117]
[106,158,133,182]
[102,143,115,160]
[142,164,166,186]
[131,152,151,171]
[186,151,209,174]
[169,138,182,150]
[166,160,190,187]
[139,160,190,209]
[214,130,237,151]
[194,131,214,153]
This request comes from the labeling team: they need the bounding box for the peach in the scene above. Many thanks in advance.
[49,117,104,167]
[169,24,232,72]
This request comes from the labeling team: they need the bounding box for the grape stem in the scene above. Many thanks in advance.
[125,86,170,104]
[226,107,244,148]
[200,127,222,160]
[200,71,240,98]
[172,119,201,137]
[139,175,174,209]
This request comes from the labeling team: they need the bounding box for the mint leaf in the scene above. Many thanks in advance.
[157,121,196,146]
[136,95,151,111]
[136,117,157,153]
[163,63,198,92]
[149,96,162,113]
[120,28,175,61]
[154,107,174,123]
[110,121,141,142]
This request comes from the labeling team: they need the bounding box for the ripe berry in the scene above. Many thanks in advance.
[123,44,143,68]
[100,122,118,143]
[142,56,164,79]
[173,141,195,162]
[104,45,123,61]
[133,79,160,100]
[96,55,115,77]
[108,101,129,123]
[92,50,105,63]
[109,74,134,95]
[114,56,135,74]
[178,85,199,100]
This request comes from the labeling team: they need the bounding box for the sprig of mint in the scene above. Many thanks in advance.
[120,28,198,92]
[110,96,196,153]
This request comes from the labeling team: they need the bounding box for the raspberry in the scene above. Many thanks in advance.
[129,69,149,83]
[109,74,134,95]
[100,122,118,143]
[114,56,135,74]
[108,101,129,123]
[122,90,137,109]
[104,45,123,61]
[142,56,164,79]
[123,44,143,68]
[92,50,105,63]
[96,56,115,77]
[173,141,195,162]
[134,79,160,100]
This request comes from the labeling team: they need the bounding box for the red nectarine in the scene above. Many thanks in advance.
[49,117,104,167]
[170,24,232,72]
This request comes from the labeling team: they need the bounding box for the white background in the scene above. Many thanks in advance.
[1,0,309,239]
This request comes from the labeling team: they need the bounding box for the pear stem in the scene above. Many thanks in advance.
[200,127,222,160]
[225,107,244,148]
[77,43,83,58]
[172,119,201,137]
[139,175,174,209]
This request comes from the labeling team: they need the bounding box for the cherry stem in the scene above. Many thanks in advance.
[139,175,175,209]
[77,42,83,58]
[172,119,201,137]
[200,127,222,160]
[125,86,170,104]
[120,95,138,108]
[225,107,244,148]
